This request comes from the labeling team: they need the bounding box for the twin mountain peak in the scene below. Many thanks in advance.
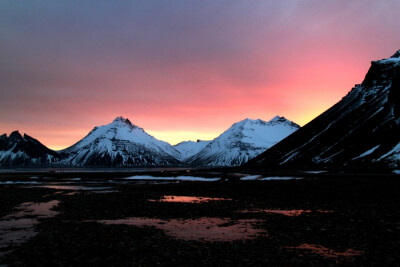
[0,115,299,167]
[2,50,400,170]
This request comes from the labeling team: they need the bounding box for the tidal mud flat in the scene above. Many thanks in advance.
[0,171,399,266]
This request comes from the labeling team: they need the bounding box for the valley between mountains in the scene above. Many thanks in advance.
[0,116,299,167]
[1,50,400,171]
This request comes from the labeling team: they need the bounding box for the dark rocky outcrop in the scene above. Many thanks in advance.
[245,50,400,171]
[0,131,59,166]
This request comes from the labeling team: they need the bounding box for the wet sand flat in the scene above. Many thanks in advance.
[0,172,399,266]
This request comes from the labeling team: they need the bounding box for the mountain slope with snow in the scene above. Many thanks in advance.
[0,131,58,166]
[60,117,181,167]
[186,116,299,166]
[174,140,211,161]
[245,50,400,171]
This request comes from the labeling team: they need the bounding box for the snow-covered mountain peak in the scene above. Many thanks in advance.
[61,117,180,166]
[186,116,300,166]
[234,118,261,127]
[111,116,139,129]
[375,49,400,65]
[266,116,300,127]
[113,116,125,122]
[113,116,136,126]
[64,117,154,152]
[362,50,400,89]
[218,117,299,144]
[269,115,282,122]
[233,116,298,129]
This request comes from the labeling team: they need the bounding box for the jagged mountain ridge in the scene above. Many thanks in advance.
[0,131,58,166]
[245,50,400,171]
[0,116,300,167]
[60,117,181,167]
[187,116,300,166]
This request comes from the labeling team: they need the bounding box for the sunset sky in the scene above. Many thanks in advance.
[1,1,400,150]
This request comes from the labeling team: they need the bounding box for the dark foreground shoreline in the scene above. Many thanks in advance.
[0,171,399,266]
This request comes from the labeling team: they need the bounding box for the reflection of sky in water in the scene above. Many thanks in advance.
[239,209,334,216]
[4,200,60,219]
[31,185,112,191]
[286,244,363,258]
[96,217,266,242]
[148,195,232,203]
[0,200,59,256]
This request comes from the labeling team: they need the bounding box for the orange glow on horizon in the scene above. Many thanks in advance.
[1,1,400,152]
[7,109,327,151]
[0,42,391,150]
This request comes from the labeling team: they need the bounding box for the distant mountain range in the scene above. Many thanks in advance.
[2,50,400,171]
[0,116,299,167]
[245,50,400,171]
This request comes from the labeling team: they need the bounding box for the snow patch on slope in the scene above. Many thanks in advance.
[352,145,380,160]
[378,142,400,161]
